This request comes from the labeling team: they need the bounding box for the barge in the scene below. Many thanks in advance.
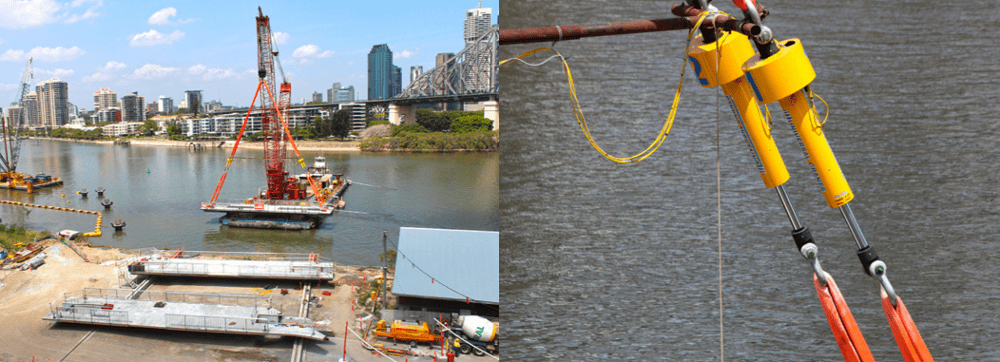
[0,172,63,191]
[202,157,349,230]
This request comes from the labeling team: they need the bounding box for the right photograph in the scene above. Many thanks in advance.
[500,0,998,360]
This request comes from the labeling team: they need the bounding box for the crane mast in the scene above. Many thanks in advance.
[256,7,291,200]
[1,57,32,174]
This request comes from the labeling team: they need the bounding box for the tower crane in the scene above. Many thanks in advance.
[1,57,32,176]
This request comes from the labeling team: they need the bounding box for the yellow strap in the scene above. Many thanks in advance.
[500,12,713,163]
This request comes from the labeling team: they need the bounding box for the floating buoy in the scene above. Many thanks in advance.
[66,200,70,203]
[61,194,65,198]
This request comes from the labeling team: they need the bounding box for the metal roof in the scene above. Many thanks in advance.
[392,227,499,304]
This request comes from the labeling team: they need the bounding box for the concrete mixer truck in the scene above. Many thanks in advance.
[448,315,499,356]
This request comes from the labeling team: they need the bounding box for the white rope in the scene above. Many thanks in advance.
[712,18,725,362]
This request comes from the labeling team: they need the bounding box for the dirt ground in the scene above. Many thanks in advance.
[0,243,492,362]
[0,243,367,362]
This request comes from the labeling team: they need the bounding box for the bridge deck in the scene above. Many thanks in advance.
[130,258,335,281]
[44,294,327,340]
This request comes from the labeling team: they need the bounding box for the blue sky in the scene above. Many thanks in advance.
[0,0,498,110]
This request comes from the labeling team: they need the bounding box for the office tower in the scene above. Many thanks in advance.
[121,92,145,123]
[368,44,393,100]
[36,78,69,127]
[93,88,118,112]
[158,96,174,114]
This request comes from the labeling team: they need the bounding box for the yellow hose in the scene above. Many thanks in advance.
[499,11,716,164]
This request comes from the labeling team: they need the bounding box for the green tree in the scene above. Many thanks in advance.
[391,123,429,137]
[449,115,492,133]
[415,109,450,132]
[139,120,157,136]
[330,110,352,139]
[310,116,332,138]
[166,121,180,137]
[190,98,201,117]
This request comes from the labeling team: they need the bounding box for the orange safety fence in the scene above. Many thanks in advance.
[881,290,934,362]
[814,271,875,362]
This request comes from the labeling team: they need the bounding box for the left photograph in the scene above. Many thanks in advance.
[0,1,498,361]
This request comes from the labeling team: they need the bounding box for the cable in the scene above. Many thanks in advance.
[498,11,715,164]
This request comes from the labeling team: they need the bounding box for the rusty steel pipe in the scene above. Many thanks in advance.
[499,15,758,46]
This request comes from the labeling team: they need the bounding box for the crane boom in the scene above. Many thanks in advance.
[1,58,32,173]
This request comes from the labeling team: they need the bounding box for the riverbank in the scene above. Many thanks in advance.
[29,137,361,152]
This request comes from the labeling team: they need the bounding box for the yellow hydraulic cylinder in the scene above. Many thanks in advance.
[744,39,854,208]
[687,32,789,188]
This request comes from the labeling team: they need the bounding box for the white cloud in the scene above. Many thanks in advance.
[0,0,62,29]
[0,0,102,28]
[292,44,334,61]
[187,64,237,80]
[132,63,178,80]
[396,49,415,59]
[130,29,184,47]
[65,8,99,23]
[147,7,192,25]
[272,32,289,45]
[0,49,25,62]
[100,60,126,71]
[188,64,207,74]
[2,46,85,62]
[70,0,101,7]
[34,67,74,79]
[203,68,238,81]
[82,60,126,82]
[29,46,85,62]
[148,7,175,24]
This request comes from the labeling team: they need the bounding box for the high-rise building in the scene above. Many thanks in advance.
[464,7,493,45]
[158,96,174,115]
[327,82,340,104]
[121,92,145,123]
[410,66,423,84]
[97,108,121,124]
[336,86,355,103]
[392,65,402,97]
[368,44,394,100]
[36,77,69,128]
[312,92,323,103]
[184,90,202,113]
[23,92,39,126]
[7,105,24,128]
[67,102,78,117]
[93,88,118,112]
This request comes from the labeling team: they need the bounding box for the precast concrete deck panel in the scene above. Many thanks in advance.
[43,297,327,340]
[130,258,336,280]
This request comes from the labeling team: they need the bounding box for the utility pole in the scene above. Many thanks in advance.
[381,231,388,312]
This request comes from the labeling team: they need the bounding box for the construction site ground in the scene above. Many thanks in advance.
[0,243,495,362]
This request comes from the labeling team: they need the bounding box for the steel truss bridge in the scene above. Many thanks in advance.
[380,25,499,108]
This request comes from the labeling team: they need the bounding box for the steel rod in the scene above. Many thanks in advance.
[499,14,757,45]
[838,203,869,250]
[775,185,803,230]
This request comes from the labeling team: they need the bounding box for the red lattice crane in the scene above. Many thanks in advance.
[207,7,324,206]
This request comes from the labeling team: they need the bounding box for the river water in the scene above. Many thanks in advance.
[500,0,1000,360]
[0,140,498,267]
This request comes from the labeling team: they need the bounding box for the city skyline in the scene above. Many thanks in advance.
[0,0,498,112]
